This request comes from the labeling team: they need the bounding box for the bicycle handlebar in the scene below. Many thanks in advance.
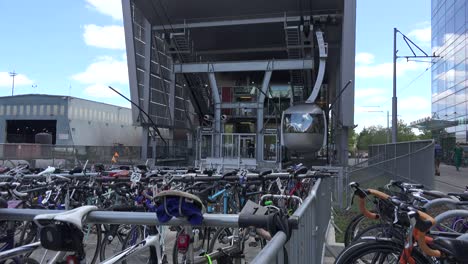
[351,182,441,258]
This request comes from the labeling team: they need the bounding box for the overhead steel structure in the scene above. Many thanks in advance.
[122,0,356,168]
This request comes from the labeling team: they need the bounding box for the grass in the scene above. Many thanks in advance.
[332,174,393,243]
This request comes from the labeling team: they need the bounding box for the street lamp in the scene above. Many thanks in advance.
[9,71,17,96]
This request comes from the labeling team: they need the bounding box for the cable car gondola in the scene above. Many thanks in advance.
[281,104,326,153]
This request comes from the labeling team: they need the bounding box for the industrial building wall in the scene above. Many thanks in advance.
[0,95,71,145]
[67,98,142,146]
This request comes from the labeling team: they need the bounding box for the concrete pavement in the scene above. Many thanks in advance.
[434,163,467,193]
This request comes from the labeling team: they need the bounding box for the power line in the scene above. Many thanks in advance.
[380,56,441,108]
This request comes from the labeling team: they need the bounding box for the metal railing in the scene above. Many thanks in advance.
[0,177,332,264]
[251,177,332,264]
[348,140,435,191]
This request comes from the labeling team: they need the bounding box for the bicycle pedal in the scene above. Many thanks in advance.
[248,241,258,247]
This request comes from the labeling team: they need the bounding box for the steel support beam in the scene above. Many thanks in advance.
[196,47,287,55]
[140,15,153,160]
[173,59,313,73]
[220,102,258,109]
[257,71,272,161]
[122,0,139,124]
[153,16,298,30]
[169,73,176,126]
[152,14,341,30]
[141,127,149,159]
[208,72,221,157]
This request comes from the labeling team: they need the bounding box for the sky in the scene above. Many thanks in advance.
[0,0,433,132]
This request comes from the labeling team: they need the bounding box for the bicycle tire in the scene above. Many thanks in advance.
[335,238,432,264]
[207,227,233,253]
[100,224,129,261]
[82,223,102,264]
[343,213,378,246]
[120,225,159,264]
[351,224,406,244]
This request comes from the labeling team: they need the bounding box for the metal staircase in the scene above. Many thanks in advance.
[284,21,306,103]
[167,27,212,117]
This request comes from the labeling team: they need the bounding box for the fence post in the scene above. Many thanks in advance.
[408,142,411,182]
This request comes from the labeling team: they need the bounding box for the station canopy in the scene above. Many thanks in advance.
[410,117,461,130]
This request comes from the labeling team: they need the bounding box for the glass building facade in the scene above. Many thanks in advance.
[431,0,468,143]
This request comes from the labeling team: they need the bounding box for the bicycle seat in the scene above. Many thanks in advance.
[155,190,206,213]
[34,205,97,230]
[432,237,468,262]
[155,190,206,225]
[448,192,468,201]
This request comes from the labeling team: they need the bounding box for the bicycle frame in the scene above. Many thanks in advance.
[100,234,162,264]
[0,242,41,262]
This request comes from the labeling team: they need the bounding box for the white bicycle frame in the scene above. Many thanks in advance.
[100,233,163,264]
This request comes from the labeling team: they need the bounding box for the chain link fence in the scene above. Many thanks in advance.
[348,140,435,191]
[0,142,195,168]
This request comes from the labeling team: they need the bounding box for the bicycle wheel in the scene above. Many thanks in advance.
[119,225,157,264]
[351,224,405,244]
[343,213,379,246]
[15,221,37,246]
[100,224,131,261]
[82,223,102,264]
[335,238,432,264]
[207,227,233,253]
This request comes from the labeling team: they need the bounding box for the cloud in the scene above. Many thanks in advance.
[408,26,431,46]
[85,0,123,20]
[355,60,425,79]
[83,24,125,50]
[399,96,431,111]
[433,32,467,56]
[0,72,34,87]
[83,84,118,98]
[355,52,375,65]
[72,55,128,85]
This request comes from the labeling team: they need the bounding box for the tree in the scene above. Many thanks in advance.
[348,128,357,151]
[417,129,432,140]
[397,119,418,142]
[356,120,420,150]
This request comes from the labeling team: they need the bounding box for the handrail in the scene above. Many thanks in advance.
[292,178,321,218]
[251,231,287,264]
[0,209,240,227]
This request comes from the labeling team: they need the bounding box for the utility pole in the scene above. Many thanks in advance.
[392,28,398,143]
[9,71,17,96]
[387,110,390,143]
[392,28,439,143]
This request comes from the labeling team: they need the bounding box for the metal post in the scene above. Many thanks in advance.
[208,72,221,157]
[141,127,149,159]
[387,110,390,143]
[392,28,398,143]
[257,70,272,162]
